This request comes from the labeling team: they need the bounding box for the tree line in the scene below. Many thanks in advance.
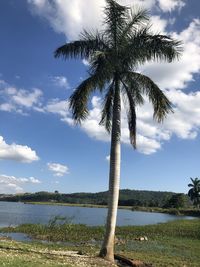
[0,189,192,208]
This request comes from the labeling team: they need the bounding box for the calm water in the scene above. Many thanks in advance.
[0,201,194,227]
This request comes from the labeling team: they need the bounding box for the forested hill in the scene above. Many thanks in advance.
[0,189,190,208]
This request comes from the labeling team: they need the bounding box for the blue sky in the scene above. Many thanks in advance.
[0,0,200,194]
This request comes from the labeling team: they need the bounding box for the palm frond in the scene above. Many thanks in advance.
[121,75,144,106]
[89,51,113,90]
[104,0,129,46]
[120,79,137,148]
[188,188,194,199]
[99,81,115,133]
[143,33,183,62]
[54,31,107,59]
[126,72,173,122]
[69,75,105,123]
[126,89,137,148]
[188,177,200,187]
[119,25,152,69]
[119,8,149,43]
[121,26,182,69]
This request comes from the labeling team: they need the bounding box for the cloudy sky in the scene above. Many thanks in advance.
[0,0,200,194]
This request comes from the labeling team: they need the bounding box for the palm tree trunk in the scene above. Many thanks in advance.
[99,79,121,262]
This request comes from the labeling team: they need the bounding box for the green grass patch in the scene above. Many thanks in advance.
[1,219,199,242]
[0,219,200,266]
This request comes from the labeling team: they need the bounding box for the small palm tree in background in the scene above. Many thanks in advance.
[188,177,200,208]
[55,0,182,262]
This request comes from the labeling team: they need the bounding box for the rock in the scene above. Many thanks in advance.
[77,250,84,255]
[134,236,148,241]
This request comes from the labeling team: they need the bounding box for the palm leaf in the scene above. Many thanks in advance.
[121,27,182,68]
[126,89,137,148]
[69,75,105,123]
[120,79,137,148]
[125,72,173,122]
[99,81,115,133]
[119,8,149,43]
[55,31,107,59]
[89,51,113,87]
[143,33,183,62]
[104,0,129,47]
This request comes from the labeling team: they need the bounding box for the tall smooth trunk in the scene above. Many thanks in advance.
[99,80,121,262]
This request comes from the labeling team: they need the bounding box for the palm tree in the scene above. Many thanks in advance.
[188,177,200,207]
[55,0,182,262]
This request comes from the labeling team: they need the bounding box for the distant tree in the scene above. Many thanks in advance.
[55,0,181,261]
[188,177,200,208]
[164,193,188,209]
[54,190,59,194]
[148,199,159,207]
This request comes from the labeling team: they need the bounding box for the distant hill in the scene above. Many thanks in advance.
[0,189,190,208]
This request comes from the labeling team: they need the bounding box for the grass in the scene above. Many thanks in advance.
[0,219,200,266]
[0,240,115,267]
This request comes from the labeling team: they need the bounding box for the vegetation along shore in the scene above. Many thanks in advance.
[0,219,200,266]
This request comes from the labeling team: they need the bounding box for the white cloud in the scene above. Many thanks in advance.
[4,87,17,95]
[164,90,200,139]
[29,177,41,184]
[0,81,43,114]
[0,136,39,163]
[76,97,109,142]
[47,162,69,177]
[136,135,161,154]
[49,89,200,155]
[0,103,15,112]
[137,19,200,93]
[149,15,168,33]
[106,155,110,161]
[45,99,69,117]
[82,59,90,66]
[61,117,74,126]
[158,0,185,12]
[28,0,103,40]
[27,0,184,40]
[11,88,42,108]
[51,76,69,88]
[0,174,41,194]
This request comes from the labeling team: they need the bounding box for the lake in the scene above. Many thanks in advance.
[0,201,194,227]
